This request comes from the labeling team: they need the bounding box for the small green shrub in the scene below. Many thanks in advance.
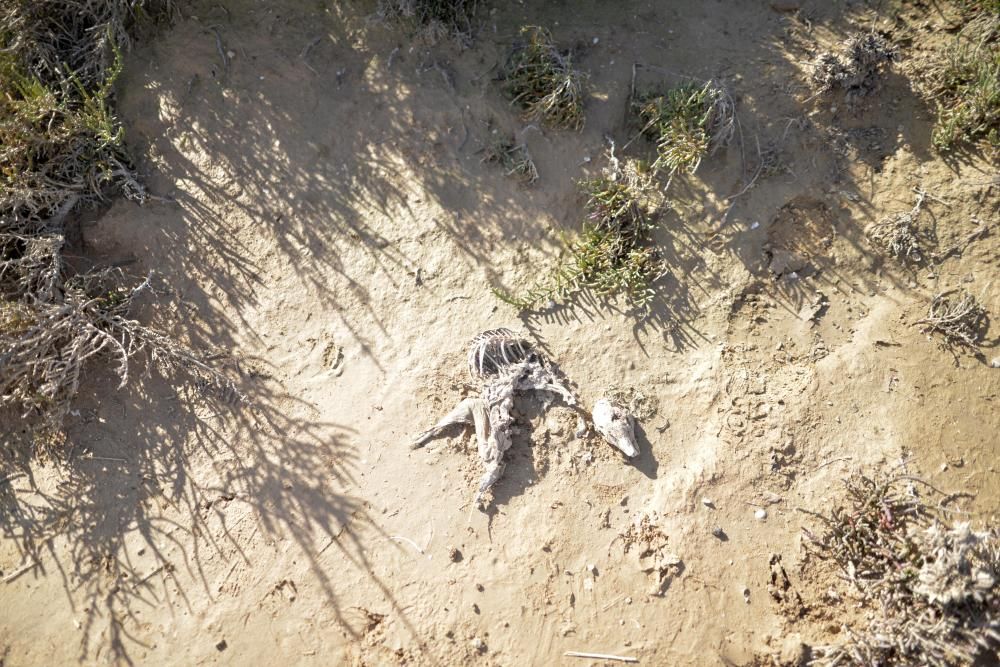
[500,26,586,131]
[494,159,665,312]
[928,14,1000,156]
[632,81,734,175]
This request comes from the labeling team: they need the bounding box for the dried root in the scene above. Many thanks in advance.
[804,472,1000,667]
[916,289,989,354]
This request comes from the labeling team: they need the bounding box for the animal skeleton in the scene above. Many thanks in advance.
[413,329,575,506]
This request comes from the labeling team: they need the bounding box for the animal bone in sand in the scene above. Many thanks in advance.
[592,398,639,458]
[413,329,575,506]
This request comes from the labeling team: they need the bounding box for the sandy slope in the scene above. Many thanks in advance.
[1,1,997,665]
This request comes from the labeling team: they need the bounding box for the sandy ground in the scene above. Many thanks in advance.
[1,0,998,665]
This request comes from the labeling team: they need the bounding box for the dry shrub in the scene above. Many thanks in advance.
[803,472,999,666]
[1,0,235,448]
[813,32,897,105]
[377,0,478,42]
[481,135,538,184]
[916,289,990,355]
[866,188,932,264]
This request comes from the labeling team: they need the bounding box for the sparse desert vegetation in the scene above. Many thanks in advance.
[0,1,996,665]
[803,472,999,666]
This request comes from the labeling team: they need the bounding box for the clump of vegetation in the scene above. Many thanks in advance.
[867,187,933,263]
[376,0,479,42]
[494,156,665,312]
[481,135,538,184]
[500,26,586,131]
[1,0,234,448]
[803,472,999,666]
[813,32,897,103]
[631,80,735,175]
[926,12,999,155]
[916,289,990,355]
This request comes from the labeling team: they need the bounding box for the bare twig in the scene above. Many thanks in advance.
[565,651,638,663]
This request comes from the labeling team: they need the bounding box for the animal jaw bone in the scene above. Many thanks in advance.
[592,398,639,458]
[414,330,575,506]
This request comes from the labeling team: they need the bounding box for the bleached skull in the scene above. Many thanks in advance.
[592,398,639,458]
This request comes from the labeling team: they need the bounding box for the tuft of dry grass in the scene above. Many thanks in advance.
[481,135,538,184]
[631,80,735,175]
[866,188,933,264]
[500,26,586,131]
[803,472,1000,667]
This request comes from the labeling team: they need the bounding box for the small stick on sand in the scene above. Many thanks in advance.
[3,561,37,584]
[390,535,430,559]
[84,454,128,463]
[565,651,638,663]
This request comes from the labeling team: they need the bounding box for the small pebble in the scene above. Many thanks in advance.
[592,37,600,44]
[755,509,768,521]
[587,563,598,575]
[702,497,715,508]
[742,587,751,603]
[471,637,487,653]
[449,546,463,562]
[712,526,726,540]
[991,357,1000,368]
